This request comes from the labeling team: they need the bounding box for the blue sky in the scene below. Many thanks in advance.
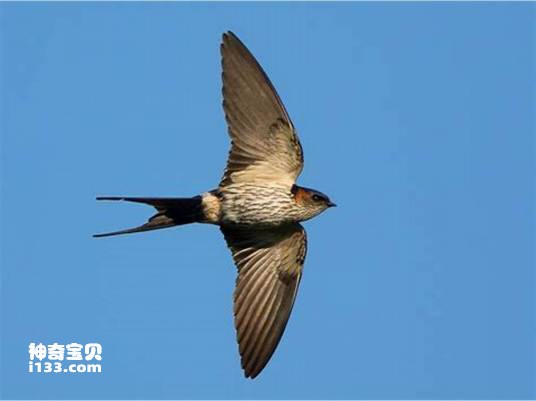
[1,2,534,399]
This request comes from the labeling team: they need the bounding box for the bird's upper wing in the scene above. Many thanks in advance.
[221,223,307,378]
[220,31,304,188]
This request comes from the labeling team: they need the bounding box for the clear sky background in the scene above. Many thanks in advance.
[1,2,534,399]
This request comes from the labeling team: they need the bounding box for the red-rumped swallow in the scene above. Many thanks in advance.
[95,31,335,378]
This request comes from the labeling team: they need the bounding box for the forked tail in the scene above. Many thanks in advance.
[93,196,203,238]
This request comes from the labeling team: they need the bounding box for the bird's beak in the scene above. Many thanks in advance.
[327,201,337,208]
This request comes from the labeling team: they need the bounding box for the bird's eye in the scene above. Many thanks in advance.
[312,194,322,202]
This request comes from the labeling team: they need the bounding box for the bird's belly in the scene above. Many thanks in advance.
[219,184,298,226]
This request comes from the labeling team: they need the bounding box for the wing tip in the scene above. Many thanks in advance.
[242,360,262,379]
[222,30,245,51]
[223,30,237,41]
[244,371,258,379]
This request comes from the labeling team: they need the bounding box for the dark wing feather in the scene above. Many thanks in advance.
[220,31,304,188]
[221,223,307,378]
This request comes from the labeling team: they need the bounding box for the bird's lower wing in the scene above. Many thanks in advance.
[221,223,307,378]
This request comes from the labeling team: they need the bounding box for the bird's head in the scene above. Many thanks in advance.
[292,185,336,220]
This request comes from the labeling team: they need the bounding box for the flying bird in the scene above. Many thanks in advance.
[95,31,335,378]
